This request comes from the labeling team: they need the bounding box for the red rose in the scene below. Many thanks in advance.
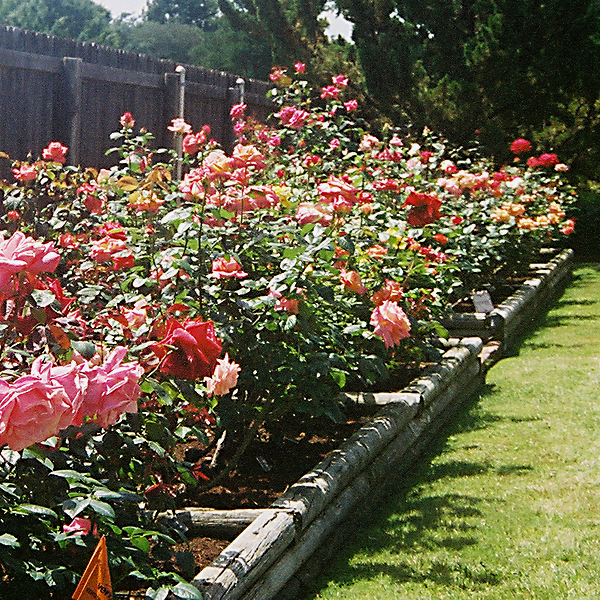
[403,192,442,227]
[151,318,222,380]
[510,138,532,155]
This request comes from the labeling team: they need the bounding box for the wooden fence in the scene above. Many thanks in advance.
[0,26,273,175]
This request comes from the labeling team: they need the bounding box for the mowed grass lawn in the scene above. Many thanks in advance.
[303,264,600,600]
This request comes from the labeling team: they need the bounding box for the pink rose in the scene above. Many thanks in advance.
[0,374,74,451]
[294,62,306,73]
[42,142,68,164]
[204,353,240,396]
[210,257,248,279]
[74,347,143,428]
[370,301,411,349]
[12,164,37,181]
[63,517,99,538]
[230,103,247,119]
[0,232,60,292]
[120,112,135,129]
[295,202,333,226]
[167,118,192,135]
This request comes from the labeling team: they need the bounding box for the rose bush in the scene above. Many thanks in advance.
[0,65,576,598]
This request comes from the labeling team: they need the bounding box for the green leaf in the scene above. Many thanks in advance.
[0,534,19,547]
[63,497,91,519]
[171,582,204,599]
[89,499,115,518]
[30,288,56,308]
[51,470,101,485]
[71,341,97,359]
[130,535,151,553]
[14,504,58,519]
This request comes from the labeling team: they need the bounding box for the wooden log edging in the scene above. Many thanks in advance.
[186,248,574,600]
[490,247,574,352]
[192,338,484,600]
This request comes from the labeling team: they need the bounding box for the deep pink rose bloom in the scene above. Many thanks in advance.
[510,138,532,155]
[370,301,411,349]
[151,318,222,380]
[294,62,306,73]
[0,373,74,451]
[537,153,559,167]
[320,85,341,100]
[230,103,247,119]
[403,192,443,227]
[42,142,68,164]
[63,517,98,537]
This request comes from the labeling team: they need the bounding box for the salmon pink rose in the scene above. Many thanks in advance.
[204,353,240,396]
[0,374,74,451]
[340,269,367,295]
[63,517,98,537]
[370,300,411,348]
[12,164,37,181]
[151,318,222,380]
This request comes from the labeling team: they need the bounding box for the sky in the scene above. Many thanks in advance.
[93,0,353,39]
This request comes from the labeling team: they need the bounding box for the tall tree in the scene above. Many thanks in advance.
[0,0,115,42]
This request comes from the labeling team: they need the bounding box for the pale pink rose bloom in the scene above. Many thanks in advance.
[167,118,193,135]
[0,231,60,274]
[0,374,74,451]
[389,135,403,146]
[232,144,266,170]
[63,517,98,537]
[295,202,333,226]
[210,257,248,279]
[204,353,240,396]
[358,134,381,152]
[74,347,143,428]
[370,300,411,349]
[555,163,569,172]
[340,269,368,295]
[179,168,208,198]
[0,232,60,292]
[42,141,68,164]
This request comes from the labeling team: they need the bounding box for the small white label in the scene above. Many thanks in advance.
[471,290,494,313]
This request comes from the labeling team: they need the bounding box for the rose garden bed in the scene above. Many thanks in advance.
[0,62,576,600]
[111,247,573,600]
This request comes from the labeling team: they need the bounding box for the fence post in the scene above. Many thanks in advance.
[61,57,83,166]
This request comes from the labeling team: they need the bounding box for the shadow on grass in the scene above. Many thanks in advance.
[303,390,518,596]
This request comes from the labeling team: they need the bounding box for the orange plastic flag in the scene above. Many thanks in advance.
[72,535,113,600]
